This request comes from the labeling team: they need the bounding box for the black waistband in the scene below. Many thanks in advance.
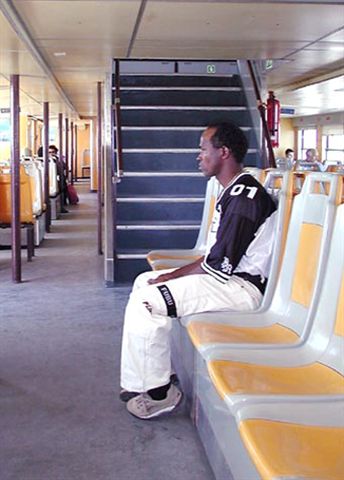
[234,272,267,295]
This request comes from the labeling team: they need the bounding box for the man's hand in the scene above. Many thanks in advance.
[147,272,175,285]
[147,257,205,285]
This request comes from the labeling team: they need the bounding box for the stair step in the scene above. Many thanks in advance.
[117,228,199,250]
[118,90,245,107]
[119,87,241,92]
[116,128,255,149]
[119,151,258,172]
[121,171,202,177]
[116,175,206,195]
[114,258,150,284]
[116,198,204,222]
[117,220,200,229]
[118,74,241,88]
[120,108,251,127]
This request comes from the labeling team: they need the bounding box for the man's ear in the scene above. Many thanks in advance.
[221,145,231,159]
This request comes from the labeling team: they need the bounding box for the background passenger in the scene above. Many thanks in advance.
[49,144,68,212]
[276,148,294,170]
[119,122,277,420]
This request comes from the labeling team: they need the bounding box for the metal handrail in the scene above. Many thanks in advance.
[114,59,123,178]
[247,60,276,168]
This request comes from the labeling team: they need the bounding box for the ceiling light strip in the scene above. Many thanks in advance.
[127,0,148,58]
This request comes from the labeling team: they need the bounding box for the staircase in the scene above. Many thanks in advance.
[112,60,261,283]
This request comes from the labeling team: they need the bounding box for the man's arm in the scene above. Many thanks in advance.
[148,256,205,285]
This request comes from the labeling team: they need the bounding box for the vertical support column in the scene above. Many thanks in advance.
[97,81,103,255]
[43,102,50,232]
[65,117,69,182]
[104,72,115,284]
[74,124,78,181]
[90,118,97,191]
[317,125,323,162]
[10,74,21,283]
[58,113,65,207]
[70,120,74,185]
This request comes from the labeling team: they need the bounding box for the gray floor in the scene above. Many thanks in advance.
[0,184,213,480]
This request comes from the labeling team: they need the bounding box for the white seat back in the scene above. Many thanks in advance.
[194,176,222,251]
[49,159,58,197]
[310,204,344,374]
[257,170,294,310]
[22,159,43,216]
[270,172,342,337]
[243,167,264,183]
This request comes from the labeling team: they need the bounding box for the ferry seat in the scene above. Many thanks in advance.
[146,176,222,270]
[22,160,43,216]
[205,204,344,411]
[184,172,342,357]
[237,400,344,480]
[0,165,35,260]
[34,160,46,211]
[49,159,59,198]
[243,166,266,183]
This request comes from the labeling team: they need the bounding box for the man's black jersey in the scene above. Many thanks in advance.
[201,173,277,293]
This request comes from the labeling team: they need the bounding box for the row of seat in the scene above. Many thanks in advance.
[0,157,61,253]
[149,170,344,479]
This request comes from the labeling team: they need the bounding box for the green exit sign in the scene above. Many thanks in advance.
[207,64,216,74]
[266,59,274,70]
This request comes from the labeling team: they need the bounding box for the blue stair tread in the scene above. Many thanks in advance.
[117,220,200,226]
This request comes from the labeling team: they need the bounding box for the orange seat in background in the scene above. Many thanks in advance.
[0,165,34,224]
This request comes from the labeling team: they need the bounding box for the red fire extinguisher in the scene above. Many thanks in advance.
[266,91,280,148]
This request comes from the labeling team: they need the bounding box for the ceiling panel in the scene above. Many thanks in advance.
[134,2,344,50]
[0,1,343,118]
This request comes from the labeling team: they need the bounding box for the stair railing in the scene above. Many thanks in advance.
[114,59,123,179]
[247,60,276,168]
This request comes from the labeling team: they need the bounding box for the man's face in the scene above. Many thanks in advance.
[49,149,56,156]
[197,128,223,178]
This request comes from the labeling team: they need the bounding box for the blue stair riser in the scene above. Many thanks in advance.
[116,176,207,196]
[118,75,241,88]
[119,109,251,127]
[117,229,199,250]
[119,151,259,172]
[115,128,256,149]
[119,152,199,172]
[117,90,245,107]
[116,201,203,222]
[114,258,151,283]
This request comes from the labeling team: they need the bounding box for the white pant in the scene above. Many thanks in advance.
[120,269,262,392]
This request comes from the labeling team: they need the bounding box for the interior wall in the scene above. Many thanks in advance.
[76,124,91,178]
[0,140,10,160]
[292,112,344,161]
[275,117,295,159]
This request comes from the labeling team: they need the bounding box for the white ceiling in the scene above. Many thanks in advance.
[0,0,343,120]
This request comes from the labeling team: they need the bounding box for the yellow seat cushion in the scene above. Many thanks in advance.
[187,321,299,349]
[208,360,344,399]
[147,253,201,269]
[239,419,344,480]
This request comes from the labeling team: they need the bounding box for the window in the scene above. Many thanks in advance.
[0,118,10,142]
[322,134,344,164]
[297,128,317,161]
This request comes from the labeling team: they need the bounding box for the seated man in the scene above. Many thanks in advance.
[120,122,277,420]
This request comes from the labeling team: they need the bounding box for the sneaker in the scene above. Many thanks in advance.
[119,389,140,403]
[126,384,182,420]
[120,374,179,403]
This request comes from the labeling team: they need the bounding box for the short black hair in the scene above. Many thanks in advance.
[49,145,58,153]
[207,122,248,164]
[285,148,294,155]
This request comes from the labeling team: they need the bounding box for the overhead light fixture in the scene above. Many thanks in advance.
[53,52,66,57]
